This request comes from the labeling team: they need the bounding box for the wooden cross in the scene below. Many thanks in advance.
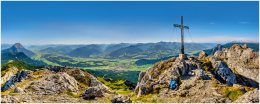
[174,16,189,55]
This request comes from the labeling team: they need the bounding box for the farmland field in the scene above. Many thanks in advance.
[32,53,153,83]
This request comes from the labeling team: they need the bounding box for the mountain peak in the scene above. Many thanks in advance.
[12,43,24,49]
[3,43,36,57]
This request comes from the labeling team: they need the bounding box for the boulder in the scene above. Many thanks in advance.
[111,95,132,103]
[198,51,207,60]
[234,88,259,103]
[210,58,237,85]
[214,44,259,87]
[82,87,106,100]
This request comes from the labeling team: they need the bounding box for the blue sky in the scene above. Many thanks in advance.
[1,1,259,44]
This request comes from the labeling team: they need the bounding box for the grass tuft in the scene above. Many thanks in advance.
[221,86,245,101]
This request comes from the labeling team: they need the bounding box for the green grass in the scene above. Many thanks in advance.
[32,53,154,86]
[32,54,60,66]
[1,60,42,75]
[97,77,132,95]
[221,86,246,101]
[36,53,153,82]
[200,58,214,71]
[66,91,83,98]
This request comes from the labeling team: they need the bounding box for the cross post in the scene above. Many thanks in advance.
[174,16,189,59]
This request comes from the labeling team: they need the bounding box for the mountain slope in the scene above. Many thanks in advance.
[108,42,216,59]
[1,43,45,66]
[68,44,103,57]
[1,44,12,50]
[1,52,45,66]
[2,43,35,57]
[1,65,112,103]
[27,42,216,59]
[38,45,85,55]
[134,44,258,103]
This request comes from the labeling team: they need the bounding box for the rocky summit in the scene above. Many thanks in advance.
[1,65,111,103]
[214,44,259,87]
[1,44,259,103]
[134,44,259,103]
[3,43,36,57]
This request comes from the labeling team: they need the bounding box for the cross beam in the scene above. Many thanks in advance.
[173,16,189,54]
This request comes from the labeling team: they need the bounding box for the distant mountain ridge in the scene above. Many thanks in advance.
[1,43,45,66]
[2,43,35,57]
[68,44,103,57]
[7,42,215,59]
[195,42,259,56]
[67,42,216,59]
[136,42,259,66]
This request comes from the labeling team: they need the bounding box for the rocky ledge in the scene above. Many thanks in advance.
[1,66,111,103]
[134,44,259,103]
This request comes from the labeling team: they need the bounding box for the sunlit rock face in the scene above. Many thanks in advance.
[214,44,259,87]
[135,57,199,97]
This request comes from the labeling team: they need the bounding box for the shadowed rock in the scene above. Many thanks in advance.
[214,44,259,87]
[111,95,132,103]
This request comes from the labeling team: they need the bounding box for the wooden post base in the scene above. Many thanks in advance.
[179,54,187,60]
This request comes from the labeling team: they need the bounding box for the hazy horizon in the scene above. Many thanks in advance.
[2,1,259,44]
[2,40,259,46]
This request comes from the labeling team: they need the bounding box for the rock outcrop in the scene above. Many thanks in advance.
[1,70,29,91]
[111,95,132,103]
[211,44,223,55]
[210,57,237,86]
[65,68,107,88]
[1,66,19,85]
[214,44,259,87]
[1,66,112,103]
[28,72,79,95]
[134,57,199,97]
[198,51,207,60]
[134,44,259,103]
[82,86,108,100]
